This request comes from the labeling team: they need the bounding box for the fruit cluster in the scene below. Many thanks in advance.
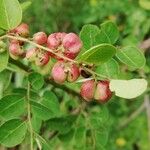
[1,23,113,103]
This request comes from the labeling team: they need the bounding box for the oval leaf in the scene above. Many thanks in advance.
[79,24,100,50]
[0,50,9,72]
[0,94,25,120]
[46,115,77,134]
[0,119,27,147]
[116,46,146,68]
[96,59,119,79]
[0,0,22,30]
[0,70,12,90]
[28,72,44,90]
[110,79,147,99]
[100,21,119,44]
[30,100,54,120]
[21,1,31,12]
[78,44,116,65]
[42,91,60,116]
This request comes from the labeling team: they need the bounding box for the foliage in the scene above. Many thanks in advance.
[0,0,150,150]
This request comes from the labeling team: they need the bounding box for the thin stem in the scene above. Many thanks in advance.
[1,34,77,63]
[34,132,51,150]
[83,66,107,79]
[0,34,109,80]
[118,102,145,130]
[27,82,34,150]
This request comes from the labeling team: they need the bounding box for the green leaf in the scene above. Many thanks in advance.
[0,0,22,30]
[31,115,42,133]
[100,21,119,44]
[0,70,12,90]
[42,91,60,116]
[96,59,119,79]
[110,79,148,99]
[94,30,110,44]
[73,126,86,149]
[116,46,146,68]
[46,115,77,134]
[21,1,31,12]
[78,44,116,65]
[0,119,27,147]
[28,72,44,90]
[30,100,54,121]
[13,88,40,101]
[0,94,25,120]
[80,24,100,50]
[90,106,109,128]
[58,128,75,143]
[0,28,5,35]
[95,128,108,146]
[0,50,9,72]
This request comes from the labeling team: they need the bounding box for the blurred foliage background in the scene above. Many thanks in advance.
[12,0,150,149]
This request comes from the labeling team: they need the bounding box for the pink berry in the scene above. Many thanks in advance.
[67,64,80,82]
[80,80,95,101]
[63,33,82,56]
[9,42,23,56]
[94,81,112,103]
[51,61,67,84]
[47,32,66,49]
[26,48,37,61]
[33,32,47,45]
[64,51,77,59]
[35,52,50,66]
[15,23,29,37]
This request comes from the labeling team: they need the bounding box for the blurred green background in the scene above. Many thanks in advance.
[18,0,150,150]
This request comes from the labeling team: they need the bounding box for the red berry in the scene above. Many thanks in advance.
[67,64,80,82]
[51,61,67,84]
[62,33,82,56]
[9,42,23,56]
[33,32,47,45]
[15,23,29,37]
[47,32,66,49]
[64,51,77,59]
[35,52,50,66]
[94,81,112,103]
[80,80,95,101]
[26,48,37,61]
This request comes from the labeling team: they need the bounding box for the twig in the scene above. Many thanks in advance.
[118,102,145,129]
[0,34,106,80]
[0,34,77,64]
[46,79,82,99]
[27,82,34,150]
[9,57,31,73]
[9,58,83,99]
[140,38,150,52]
